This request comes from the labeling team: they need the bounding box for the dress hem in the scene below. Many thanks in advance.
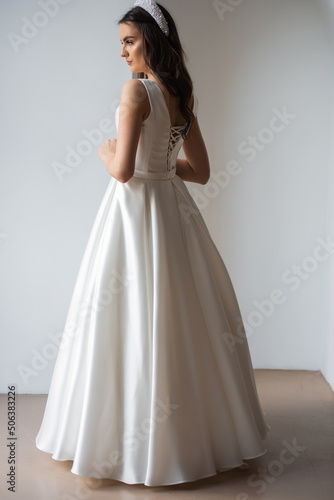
[36,442,269,487]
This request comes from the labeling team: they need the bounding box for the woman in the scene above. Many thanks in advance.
[36,0,270,487]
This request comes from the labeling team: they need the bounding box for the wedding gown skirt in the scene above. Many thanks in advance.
[36,78,270,487]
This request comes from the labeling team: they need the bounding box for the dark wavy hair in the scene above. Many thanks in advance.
[118,3,195,139]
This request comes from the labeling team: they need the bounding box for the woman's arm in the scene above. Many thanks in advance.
[98,79,148,183]
[176,117,210,185]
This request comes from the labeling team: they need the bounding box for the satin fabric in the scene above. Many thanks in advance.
[36,79,270,486]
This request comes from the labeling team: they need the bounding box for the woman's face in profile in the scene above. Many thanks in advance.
[120,22,148,74]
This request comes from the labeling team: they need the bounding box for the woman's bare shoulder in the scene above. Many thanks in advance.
[120,79,149,111]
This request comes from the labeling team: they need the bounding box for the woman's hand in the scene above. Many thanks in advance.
[98,139,117,171]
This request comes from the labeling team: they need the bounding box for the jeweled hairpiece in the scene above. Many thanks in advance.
[134,0,169,37]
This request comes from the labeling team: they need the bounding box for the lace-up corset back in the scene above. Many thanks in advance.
[167,125,185,172]
[115,78,198,180]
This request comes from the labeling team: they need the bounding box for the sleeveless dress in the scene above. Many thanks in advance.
[35,78,270,487]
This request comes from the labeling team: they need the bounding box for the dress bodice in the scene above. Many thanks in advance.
[115,79,198,181]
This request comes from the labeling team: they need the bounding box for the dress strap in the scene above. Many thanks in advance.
[137,78,154,113]
[193,94,199,118]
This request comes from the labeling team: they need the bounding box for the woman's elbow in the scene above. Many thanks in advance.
[117,171,132,183]
[200,165,210,185]
[112,164,134,183]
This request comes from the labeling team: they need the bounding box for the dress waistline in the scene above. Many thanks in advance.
[132,168,176,181]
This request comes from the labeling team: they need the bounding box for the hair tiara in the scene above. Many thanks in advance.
[133,0,169,37]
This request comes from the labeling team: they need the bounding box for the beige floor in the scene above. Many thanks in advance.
[0,370,333,500]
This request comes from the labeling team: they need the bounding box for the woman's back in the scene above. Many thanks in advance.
[143,80,192,128]
[115,78,198,180]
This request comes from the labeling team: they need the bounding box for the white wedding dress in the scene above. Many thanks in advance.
[36,78,270,487]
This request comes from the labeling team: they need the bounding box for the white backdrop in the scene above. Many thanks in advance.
[0,0,333,394]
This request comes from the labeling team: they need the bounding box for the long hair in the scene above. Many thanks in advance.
[118,3,195,139]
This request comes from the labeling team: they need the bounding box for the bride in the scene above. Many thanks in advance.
[36,0,270,487]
